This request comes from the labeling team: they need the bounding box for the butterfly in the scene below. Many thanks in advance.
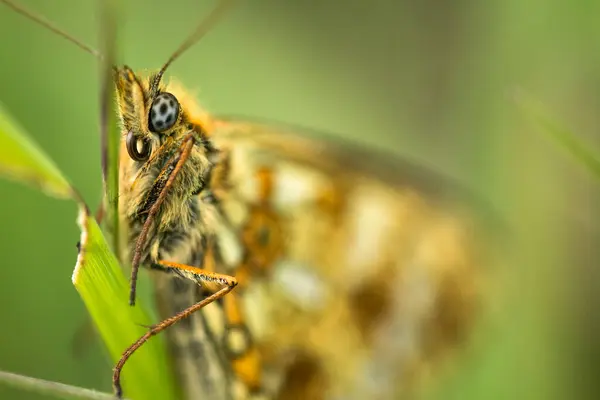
[2,1,504,399]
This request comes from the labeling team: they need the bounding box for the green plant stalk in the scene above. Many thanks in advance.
[98,0,122,257]
[0,370,123,400]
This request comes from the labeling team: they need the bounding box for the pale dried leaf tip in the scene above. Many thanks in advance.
[72,205,90,284]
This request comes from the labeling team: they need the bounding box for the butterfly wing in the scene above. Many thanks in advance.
[153,117,504,400]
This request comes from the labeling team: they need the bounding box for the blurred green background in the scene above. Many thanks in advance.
[0,0,598,399]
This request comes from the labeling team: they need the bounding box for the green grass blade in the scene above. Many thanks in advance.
[73,209,179,400]
[514,88,600,179]
[0,102,72,198]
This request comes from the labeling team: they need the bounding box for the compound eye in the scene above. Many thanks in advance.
[126,130,152,161]
[149,92,179,133]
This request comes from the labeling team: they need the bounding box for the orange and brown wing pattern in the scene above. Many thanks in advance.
[169,118,500,400]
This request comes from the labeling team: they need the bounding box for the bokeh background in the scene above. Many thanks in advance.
[0,0,598,399]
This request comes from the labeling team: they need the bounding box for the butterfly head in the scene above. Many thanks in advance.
[114,66,216,233]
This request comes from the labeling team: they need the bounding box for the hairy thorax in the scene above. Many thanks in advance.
[120,137,218,260]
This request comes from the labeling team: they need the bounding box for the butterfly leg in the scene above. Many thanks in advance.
[112,261,238,399]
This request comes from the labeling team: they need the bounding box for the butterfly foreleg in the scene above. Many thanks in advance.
[112,260,238,399]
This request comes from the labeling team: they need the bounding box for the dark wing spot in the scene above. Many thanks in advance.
[169,99,175,108]
[159,103,168,115]
[154,120,164,129]
[277,352,327,400]
[165,114,174,126]
[257,226,271,247]
[349,270,393,343]
[423,273,477,358]
[151,109,157,119]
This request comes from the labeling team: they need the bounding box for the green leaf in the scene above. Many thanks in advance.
[73,210,179,400]
[514,88,600,179]
[0,102,73,198]
[0,98,178,400]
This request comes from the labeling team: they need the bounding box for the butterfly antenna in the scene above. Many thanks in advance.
[149,0,236,95]
[1,0,102,60]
